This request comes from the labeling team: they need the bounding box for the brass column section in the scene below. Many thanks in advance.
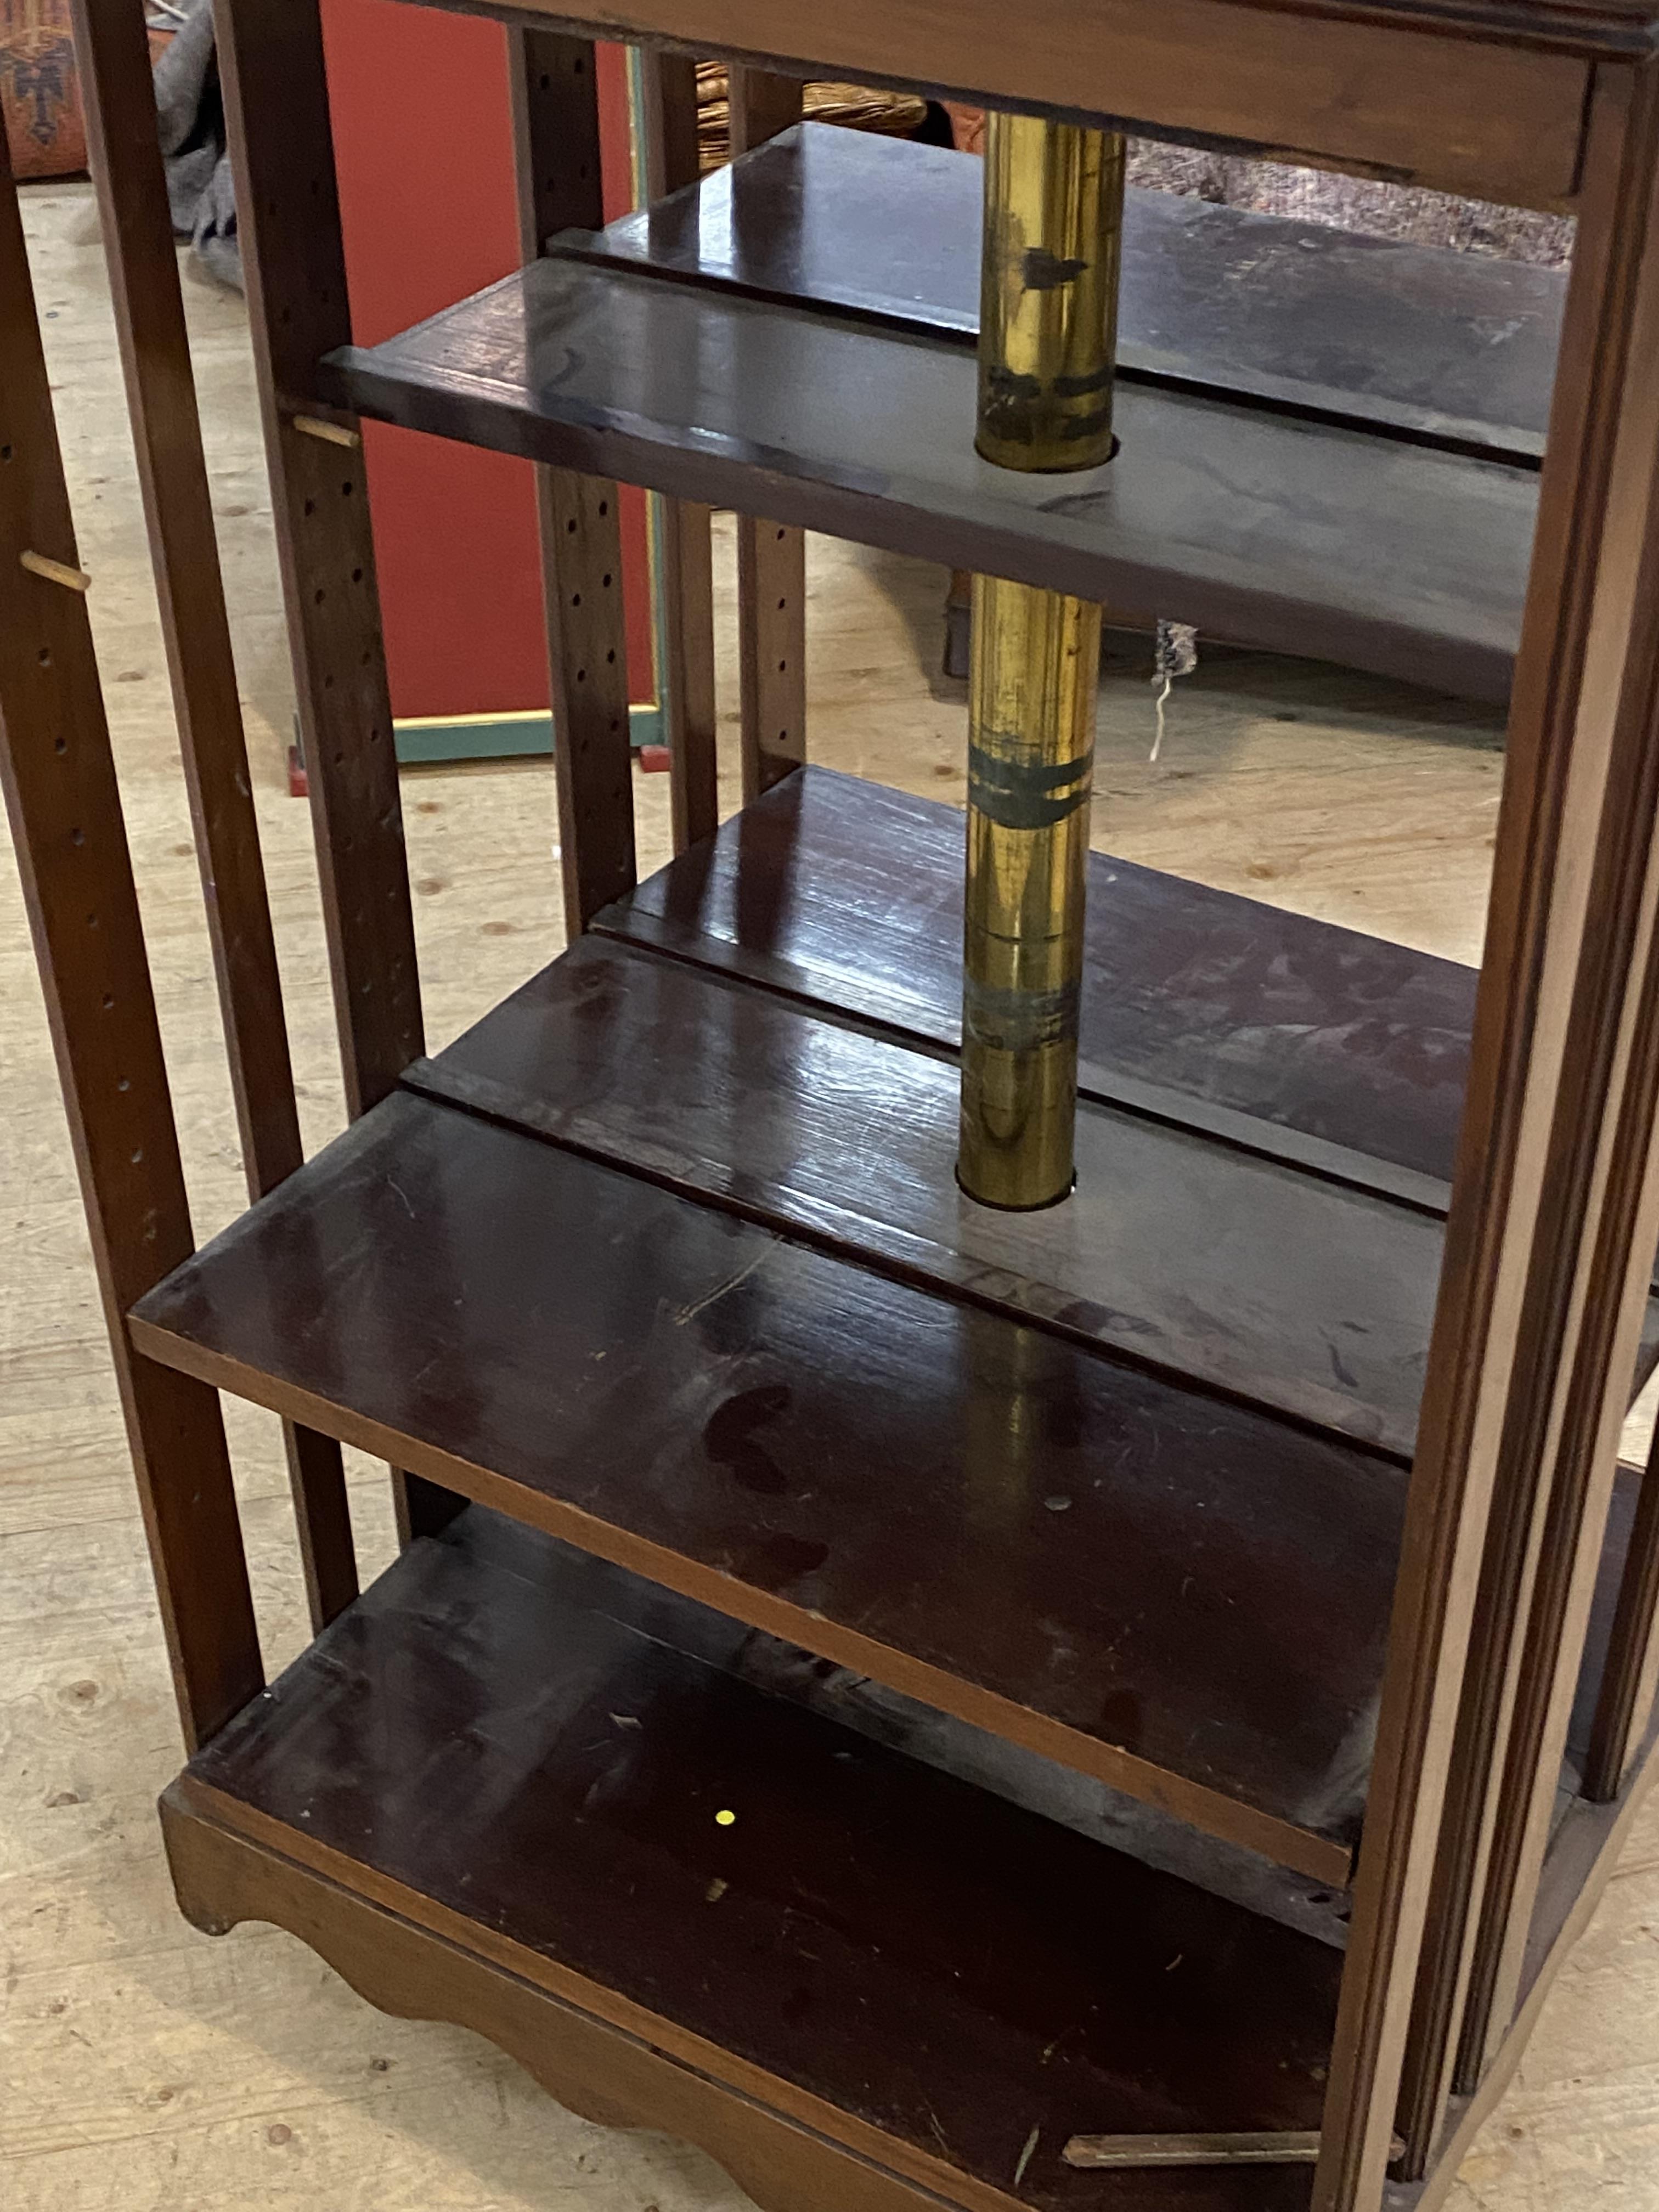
[958,112,1124,1210]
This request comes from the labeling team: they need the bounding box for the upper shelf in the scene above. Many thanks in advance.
[571,125,1562,465]
[319,249,1533,701]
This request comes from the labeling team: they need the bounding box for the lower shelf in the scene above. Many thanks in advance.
[168,1506,1343,2212]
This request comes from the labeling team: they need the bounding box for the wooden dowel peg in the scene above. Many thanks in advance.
[20,548,91,591]
[291,413,362,449]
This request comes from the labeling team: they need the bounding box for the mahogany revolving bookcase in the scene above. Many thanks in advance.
[10,2,1659,2211]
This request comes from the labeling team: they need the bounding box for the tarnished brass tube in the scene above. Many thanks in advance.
[977,114,1124,472]
[958,114,1123,1211]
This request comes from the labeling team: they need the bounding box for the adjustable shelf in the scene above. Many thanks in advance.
[319,255,1532,703]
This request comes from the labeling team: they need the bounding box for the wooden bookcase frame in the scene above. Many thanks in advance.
[4,3,1658,2211]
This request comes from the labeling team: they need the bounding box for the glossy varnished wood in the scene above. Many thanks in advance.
[635,49,719,851]
[167,1504,1346,2212]
[577,125,1562,464]
[0,129,261,1747]
[511,30,638,933]
[1316,67,1659,2209]
[215,0,423,1115]
[412,0,1599,206]
[317,259,1534,703]
[69,0,356,1630]
[600,768,1478,1197]
[727,72,808,803]
[410,936,1441,1454]
[129,1084,1407,1880]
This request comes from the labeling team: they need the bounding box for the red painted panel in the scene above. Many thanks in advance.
[319,0,654,722]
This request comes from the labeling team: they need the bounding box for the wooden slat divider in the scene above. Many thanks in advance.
[727,69,808,800]
[635,49,719,849]
[0,125,261,1748]
[70,0,356,1630]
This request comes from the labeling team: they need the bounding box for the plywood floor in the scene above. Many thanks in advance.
[3,180,1657,2212]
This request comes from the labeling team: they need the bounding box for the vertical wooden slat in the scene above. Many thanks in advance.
[1584,1434,1659,1799]
[0,129,261,1751]
[1452,150,1659,2072]
[638,49,719,851]
[213,0,458,1545]
[1393,72,1659,2164]
[70,0,357,1632]
[1313,66,1659,2212]
[728,70,808,801]
[211,0,422,1118]
[510,28,637,934]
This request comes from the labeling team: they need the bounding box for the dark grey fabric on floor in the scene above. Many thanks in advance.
[153,0,240,287]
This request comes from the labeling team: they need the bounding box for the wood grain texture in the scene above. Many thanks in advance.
[170,1505,1347,2212]
[213,0,422,1117]
[318,261,1534,704]
[70,0,356,1632]
[1314,66,1659,2212]
[129,1084,1404,1880]
[726,70,808,804]
[410,0,1596,203]
[1449,63,1659,2097]
[411,935,1441,1454]
[635,50,719,851]
[511,29,638,933]
[0,136,261,1750]
[575,124,1564,465]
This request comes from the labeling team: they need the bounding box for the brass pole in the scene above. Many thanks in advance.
[958,114,1124,1211]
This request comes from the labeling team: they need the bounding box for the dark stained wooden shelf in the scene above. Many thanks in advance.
[566,125,1561,465]
[316,260,1534,704]
[131,1082,1401,1882]
[408,934,1440,1456]
[599,768,1475,1210]
[173,1503,1346,2210]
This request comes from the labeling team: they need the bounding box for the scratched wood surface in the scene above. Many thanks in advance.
[3,181,1658,2212]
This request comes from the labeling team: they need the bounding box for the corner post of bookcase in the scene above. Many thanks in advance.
[1314,59,1659,2211]
[0,123,262,1753]
[729,71,809,803]
[636,49,720,853]
[213,0,463,1547]
[509,29,638,936]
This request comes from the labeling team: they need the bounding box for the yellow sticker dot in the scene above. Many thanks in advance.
[715,1808,736,1827]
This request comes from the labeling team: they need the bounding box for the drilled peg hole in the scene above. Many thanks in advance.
[597,499,609,517]
[53,736,65,754]
[314,588,326,605]
[566,518,576,534]
[775,528,786,541]
[572,592,582,607]
[538,71,550,90]
[777,598,787,611]
[777,659,786,673]
[303,499,315,517]
[1,444,13,461]
[70,826,84,846]
[601,572,612,587]
[351,567,363,584]
[575,668,586,684]
[606,649,616,664]
[116,1077,129,1092]
[101,992,114,1010]
[129,1147,143,1165]
[38,646,50,665]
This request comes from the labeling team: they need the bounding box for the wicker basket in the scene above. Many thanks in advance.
[696,61,927,172]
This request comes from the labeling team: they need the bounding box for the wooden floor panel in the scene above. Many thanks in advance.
[176,1504,1344,2212]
